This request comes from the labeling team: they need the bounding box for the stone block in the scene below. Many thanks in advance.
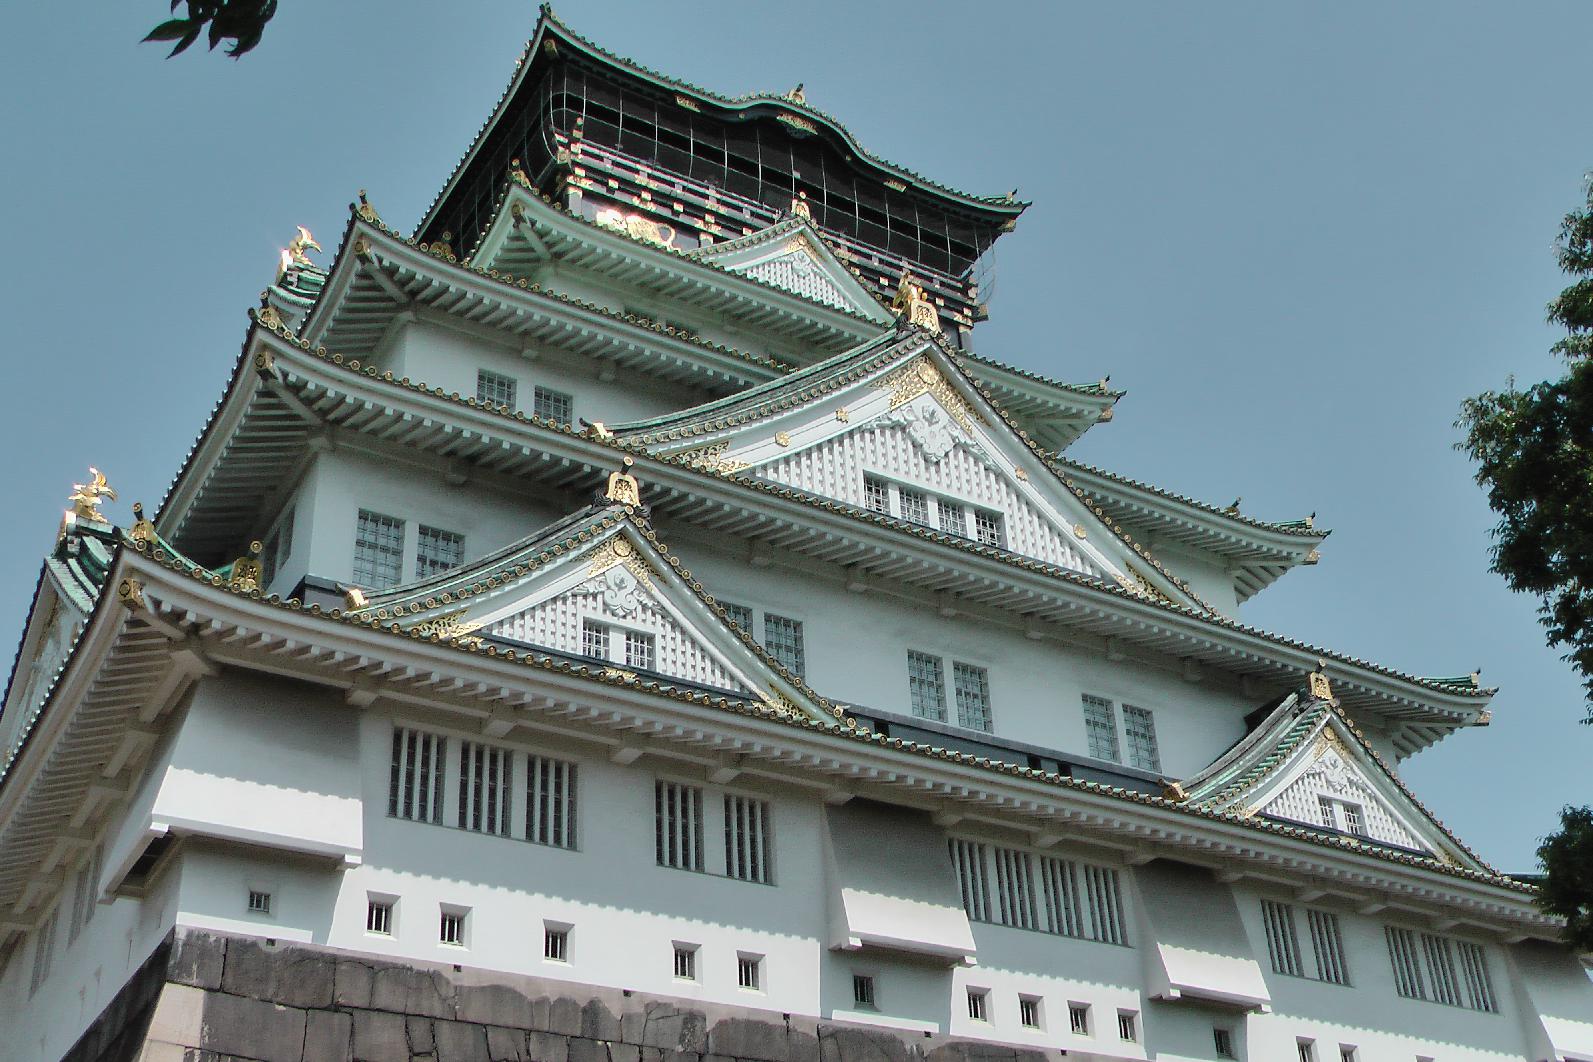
[566,1037,611,1062]
[407,1015,437,1054]
[369,965,457,1020]
[581,999,622,1042]
[818,1026,918,1062]
[168,931,226,990]
[220,938,336,1010]
[706,1018,796,1062]
[197,992,307,1062]
[608,1043,641,1062]
[144,983,206,1049]
[525,1029,571,1062]
[637,1004,708,1053]
[433,1020,491,1061]
[305,1009,355,1062]
[486,1025,529,1062]
[335,958,378,1009]
[456,983,539,1030]
[546,997,586,1037]
[351,1008,410,1062]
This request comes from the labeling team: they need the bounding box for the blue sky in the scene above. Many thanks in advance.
[1,2,1588,870]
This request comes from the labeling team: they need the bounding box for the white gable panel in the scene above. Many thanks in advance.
[742,249,852,311]
[487,564,754,695]
[755,416,1104,579]
[1257,738,1425,852]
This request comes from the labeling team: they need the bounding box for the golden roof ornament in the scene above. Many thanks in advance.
[229,541,264,592]
[344,586,369,610]
[69,468,116,523]
[128,502,156,545]
[1308,661,1334,702]
[356,189,382,225]
[891,274,941,333]
[790,192,812,221]
[286,226,322,268]
[604,457,642,507]
[786,83,806,105]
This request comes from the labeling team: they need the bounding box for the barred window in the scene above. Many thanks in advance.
[526,754,578,849]
[625,629,655,671]
[656,780,705,871]
[1456,941,1497,1012]
[1385,926,1427,1000]
[899,487,931,526]
[1082,863,1127,945]
[1264,900,1349,985]
[1213,1028,1235,1059]
[247,890,272,915]
[29,907,57,996]
[1081,694,1120,762]
[1068,1003,1089,1035]
[439,909,466,946]
[720,601,753,632]
[533,385,574,425]
[1261,899,1304,976]
[1117,1012,1137,1042]
[738,954,762,990]
[476,369,517,409]
[724,794,773,884]
[544,925,569,962]
[673,944,698,980]
[390,727,446,824]
[354,510,404,589]
[950,839,991,922]
[457,741,512,836]
[416,525,465,579]
[853,974,876,1007]
[1422,933,1462,1007]
[1019,996,1042,1029]
[952,662,992,732]
[68,854,97,946]
[366,899,393,935]
[967,988,989,1021]
[1122,705,1160,772]
[959,844,1127,946]
[762,614,805,677]
[937,498,967,536]
[863,475,890,514]
[993,846,1037,930]
[973,509,1005,548]
[582,619,608,659]
[907,650,946,722]
[1308,909,1349,985]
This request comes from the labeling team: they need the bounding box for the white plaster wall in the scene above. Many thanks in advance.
[1152,544,1240,617]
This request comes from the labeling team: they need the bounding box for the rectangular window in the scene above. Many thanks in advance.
[353,510,404,589]
[993,846,1038,930]
[457,741,512,836]
[389,727,446,824]
[721,601,753,632]
[1338,1048,1357,1062]
[1457,941,1497,1012]
[1081,694,1120,762]
[1038,854,1126,944]
[1308,909,1349,985]
[656,780,705,872]
[1386,926,1427,1000]
[1082,863,1127,945]
[366,899,393,935]
[952,662,992,732]
[1122,705,1161,772]
[68,858,95,946]
[738,954,762,990]
[907,650,947,722]
[673,944,698,980]
[439,909,466,946]
[247,890,272,915]
[1298,1040,1317,1062]
[544,925,569,962]
[1019,996,1042,1029]
[974,508,1005,548]
[1068,1003,1089,1035]
[526,754,578,849]
[415,525,465,579]
[1342,802,1366,837]
[863,475,891,515]
[533,385,574,426]
[476,368,517,409]
[1117,1011,1137,1042]
[624,629,655,671]
[1261,899,1304,977]
[28,908,57,996]
[582,619,608,660]
[899,487,931,526]
[938,499,967,536]
[762,614,805,677]
[967,989,989,1022]
[853,974,875,1008]
[724,794,773,884]
[1422,932,1462,1007]
[950,839,991,922]
[1213,1028,1235,1060]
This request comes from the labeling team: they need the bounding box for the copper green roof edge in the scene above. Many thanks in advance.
[1059,459,1329,540]
[109,534,1530,896]
[218,320,1499,705]
[416,7,1026,241]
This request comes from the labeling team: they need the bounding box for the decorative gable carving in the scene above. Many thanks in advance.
[742,240,852,311]
[1255,731,1424,852]
[690,221,890,321]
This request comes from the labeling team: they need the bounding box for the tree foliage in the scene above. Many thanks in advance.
[1458,180,1593,716]
[1537,805,1593,951]
[144,0,277,58]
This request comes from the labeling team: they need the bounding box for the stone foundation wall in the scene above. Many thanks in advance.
[69,930,1044,1062]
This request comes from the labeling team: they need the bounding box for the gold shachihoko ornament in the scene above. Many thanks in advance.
[68,468,116,523]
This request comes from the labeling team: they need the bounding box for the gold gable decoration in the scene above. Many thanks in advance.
[595,207,676,249]
[413,608,485,647]
[678,440,749,476]
[875,357,983,434]
[891,275,941,333]
[586,534,657,591]
[604,457,642,506]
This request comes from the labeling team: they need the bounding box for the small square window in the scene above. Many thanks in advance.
[416,525,465,579]
[1338,1047,1358,1062]
[863,475,890,515]
[967,988,989,1022]
[582,619,608,660]
[1068,1003,1089,1036]
[1298,1040,1317,1062]
[737,954,762,991]
[720,601,753,632]
[544,925,569,962]
[1214,1027,1235,1060]
[1019,996,1042,1029]
[476,369,517,410]
[900,487,931,526]
[366,899,393,935]
[533,386,574,426]
[439,909,467,947]
[762,614,805,677]
[937,499,967,536]
[1117,1011,1137,1042]
[624,629,655,671]
[973,509,1005,548]
[673,943,698,981]
[853,974,875,1008]
[247,890,271,915]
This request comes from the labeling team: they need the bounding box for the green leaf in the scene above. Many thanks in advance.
[143,18,194,42]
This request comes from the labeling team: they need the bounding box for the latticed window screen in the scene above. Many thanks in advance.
[1341,802,1366,837]
[1123,705,1160,772]
[526,753,578,848]
[974,509,1005,547]
[899,487,931,526]
[952,662,992,732]
[416,525,465,579]
[354,510,404,588]
[582,619,608,659]
[457,741,512,836]
[863,475,890,514]
[720,601,753,632]
[476,369,517,409]
[723,794,773,884]
[655,780,704,871]
[533,385,574,425]
[389,727,446,824]
[907,651,946,722]
[762,614,805,676]
[625,629,655,671]
[937,498,967,536]
[1081,695,1120,762]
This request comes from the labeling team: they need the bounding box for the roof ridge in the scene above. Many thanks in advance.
[1059,458,1328,538]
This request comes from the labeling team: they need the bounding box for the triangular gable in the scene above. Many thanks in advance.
[614,330,1200,608]
[688,219,893,322]
[1179,693,1488,872]
[345,504,832,725]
